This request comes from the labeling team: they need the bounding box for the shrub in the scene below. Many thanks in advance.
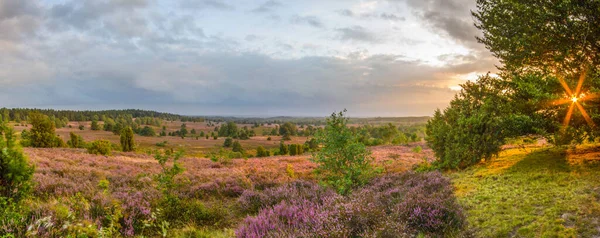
[67,132,86,148]
[138,126,156,137]
[289,144,298,155]
[232,141,243,153]
[0,122,34,203]
[223,138,233,147]
[256,146,269,157]
[120,127,135,152]
[278,141,288,155]
[91,120,100,130]
[155,141,168,147]
[238,180,339,214]
[28,112,61,148]
[312,109,379,195]
[87,140,112,156]
[236,172,466,237]
[78,125,85,130]
[412,145,422,153]
[267,136,272,141]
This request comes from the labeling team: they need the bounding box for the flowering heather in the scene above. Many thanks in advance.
[237,172,466,237]
[238,180,340,214]
[236,200,349,238]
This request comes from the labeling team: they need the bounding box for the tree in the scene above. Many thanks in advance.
[232,140,244,153]
[28,112,59,148]
[120,127,135,152]
[219,122,239,138]
[426,75,533,169]
[139,126,156,137]
[279,141,288,155]
[289,144,298,155]
[279,122,297,140]
[224,137,233,147]
[91,120,100,130]
[0,122,34,203]
[256,146,269,157]
[312,109,378,195]
[87,140,112,156]
[67,132,85,148]
[473,0,600,75]
[179,123,188,138]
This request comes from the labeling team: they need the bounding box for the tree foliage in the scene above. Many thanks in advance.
[0,122,34,203]
[28,112,62,148]
[312,109,379,195]
[120,127,135,152]
[474,0,600,75]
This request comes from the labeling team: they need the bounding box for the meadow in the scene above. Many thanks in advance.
[2,111,600,237]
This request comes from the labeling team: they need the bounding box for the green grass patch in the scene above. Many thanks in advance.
[451,147,600,237]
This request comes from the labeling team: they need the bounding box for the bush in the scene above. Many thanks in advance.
[78,125,85,130]
[278,141,288,155]
[0,122,34,203]
[232,141,243,153]
[223,138,233,147]
[67,132,86,148]
[87,140,112,156]
[256,146,269,157]
[120,127,135,152]
[28,112,61,148]
[138,126,156,137]
[236,172,466,237]
[312,109,379,195]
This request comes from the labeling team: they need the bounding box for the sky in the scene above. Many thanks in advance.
[0,0,499,117]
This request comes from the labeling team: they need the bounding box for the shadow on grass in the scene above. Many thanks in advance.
[506,148,570,174]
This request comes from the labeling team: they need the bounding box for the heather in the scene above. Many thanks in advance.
[236,172,466,237]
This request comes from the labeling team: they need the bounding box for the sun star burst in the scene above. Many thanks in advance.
[553,68,595,131]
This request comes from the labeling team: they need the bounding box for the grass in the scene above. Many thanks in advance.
[451,146,600,237]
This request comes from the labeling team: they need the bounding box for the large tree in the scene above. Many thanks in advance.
[28,113,61,148]
[474,0,600,75]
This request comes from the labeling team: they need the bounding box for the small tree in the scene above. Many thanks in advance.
[223,137,233,147]
[28,112,59,148]
[312,109,379,195]
[289,144,298,155]
[0,122,34,203]
[91,120,100,130]
[154,150,185,201]
[279,141,288,155]
[120,126,135,152]
[67,132,86,148]
[87,140,112,156]
[256,146,269,157]
[232,140,244,153]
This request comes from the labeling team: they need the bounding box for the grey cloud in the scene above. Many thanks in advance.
[290,15,323,28]
[403,0,479,45]
[252,0,281,13]
[335,26,378,42]
[337,9,405,22]
[180,0,234,10]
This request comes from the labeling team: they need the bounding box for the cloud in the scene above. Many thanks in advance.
[337,9,405,21]
[290,15,323,28]
[335,26,378,42]
[180,0,234,11]
[251,0,281,13]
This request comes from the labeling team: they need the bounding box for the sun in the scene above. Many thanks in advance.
[571,96,578,103]
[553,67,596,130]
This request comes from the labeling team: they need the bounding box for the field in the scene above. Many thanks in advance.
[23,142,430,236]
[10,117,600,237]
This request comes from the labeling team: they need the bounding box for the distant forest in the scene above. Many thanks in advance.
[0,108,429,125]
[0,108,204,122]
